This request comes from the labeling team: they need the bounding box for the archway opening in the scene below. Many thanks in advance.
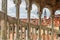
[55,10,60,30]
[7,0,27,19]
[20,0,27,19]
[41,8,51,19]
[30,4,39,25]
[31,4,38,19]
[7,0,16,17]
[41,8,51,28]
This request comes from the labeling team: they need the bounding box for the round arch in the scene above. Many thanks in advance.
[41,8,51,19]
[55,10,60,15]
[32,1,40,10]
[31,3,38,19]
[42,5,53,14]
[54,10,60,27]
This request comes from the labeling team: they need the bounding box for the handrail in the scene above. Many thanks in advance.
[0,11,60,34]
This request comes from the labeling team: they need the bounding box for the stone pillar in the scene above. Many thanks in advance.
[1,0,7,40]
[11,24,14,40]
[14,24,17,40]
[47,30,49,40]
[27,2,32,40]
[15,4,20,40]
[2,0,7,13]
[7,22,10,40]
[38,7,42,40]
[19,25,21,40]
[13,0,21,40]
[30,27,33,40]
[25,26,28,40]
[51,13,54,40]
[21,27,26,40]
[43,29,45,40]
[36,27,39,40]
[32,28,37,40]
[1,20,6,40]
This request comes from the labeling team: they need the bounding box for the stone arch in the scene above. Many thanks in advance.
[54,10,60,29]
[41,5,52,19]
[30,3,39,19]
[55,10,60,15]
[32,1,40,11]
[42,5,53,15]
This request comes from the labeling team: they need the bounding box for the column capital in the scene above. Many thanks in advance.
[26,3,32,10]
[13,0,21,5]
[2,0,7,13]
[26,0,32,10]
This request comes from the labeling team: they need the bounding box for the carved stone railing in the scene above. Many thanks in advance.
[0,11,60,40]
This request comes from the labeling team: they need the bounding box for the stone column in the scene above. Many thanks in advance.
[27,2,32,40]
[43,29,45,40]
[15,4,20,40]
[38,7,42,40]
[51,13,54,40]
[47,30,49,40]
[32,28,37,40]
[25,26,28,40]
[36,27,39,40]
[2,0,7,13]
[11,24,14,40]
[1,20,6,40]
[13,0,21,40]
[14,24,17,40]
[21,27,26,40]
[30,27,33,40]
[1,0,7,40]
[7,22,10,40]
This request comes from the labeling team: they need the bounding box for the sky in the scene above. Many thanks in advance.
[0,0,60,19]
